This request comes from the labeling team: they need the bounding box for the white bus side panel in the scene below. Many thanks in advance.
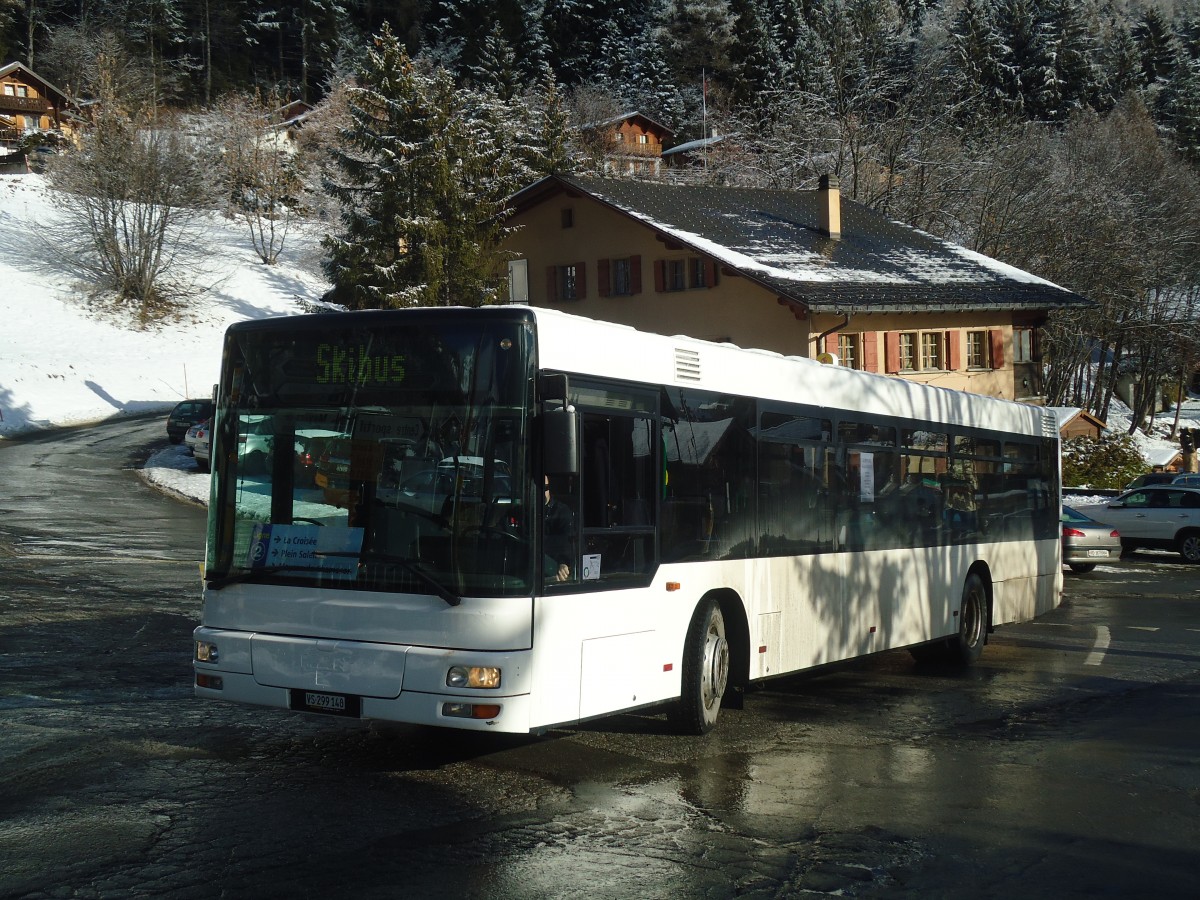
[527,539,1060,729]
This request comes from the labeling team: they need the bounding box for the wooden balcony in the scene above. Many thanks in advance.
[610,141,663,158]
[0,95,52,114]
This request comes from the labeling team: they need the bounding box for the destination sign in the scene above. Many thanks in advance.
[316,343,406,385]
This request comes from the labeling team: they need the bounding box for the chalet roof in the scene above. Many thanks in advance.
[511,175,1092,316]
[579,112,674,138]
[1048,406,1107,431]
[662,134,728,157]
[0,62,70,104]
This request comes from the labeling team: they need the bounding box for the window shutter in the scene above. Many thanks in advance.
[654,260,665,292]
[630,255,642,294]
[990,329,1005,368]
[947,330,961,370]
[546,266,558,302]
[884,332,901,373]
[597,259,611,297]
[704,259,718,288]
[861,332,879,372]
[575,261,587,299]
[824,334,836,355]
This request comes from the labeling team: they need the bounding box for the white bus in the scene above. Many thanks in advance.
[194,306,1062,734]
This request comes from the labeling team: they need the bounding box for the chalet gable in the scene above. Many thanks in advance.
[577,112,674,177]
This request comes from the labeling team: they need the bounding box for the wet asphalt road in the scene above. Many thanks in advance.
[2,416,1200,899]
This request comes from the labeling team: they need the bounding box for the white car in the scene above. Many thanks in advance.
[1079,485,1200,563]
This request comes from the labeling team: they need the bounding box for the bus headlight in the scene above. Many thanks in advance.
[446,666,501,689]
[195,640,219,663]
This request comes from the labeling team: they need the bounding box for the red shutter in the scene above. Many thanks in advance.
[704,258,718,288]
[947,330,961,370]
[546,266,558,302]
[630,255,642,294]
[575,261,586,299]
[824,334,836,354]
[597,259,611,297]
[654,260,665,292]
[990,329,1005,368]
[861,331,879,372]
[884,332,900,373]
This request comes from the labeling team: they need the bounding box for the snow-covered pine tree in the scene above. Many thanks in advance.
[322,26,530,309]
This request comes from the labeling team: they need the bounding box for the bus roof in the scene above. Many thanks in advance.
[525,306,1054,439]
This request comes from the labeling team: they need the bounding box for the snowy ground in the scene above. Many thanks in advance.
[3,172,1197,510]
[0,173,329,439]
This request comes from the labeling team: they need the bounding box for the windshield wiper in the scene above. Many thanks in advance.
[359,551,461,607]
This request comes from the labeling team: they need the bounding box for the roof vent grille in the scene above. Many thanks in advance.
[674,348,702,382]
[1042,414,1058,439]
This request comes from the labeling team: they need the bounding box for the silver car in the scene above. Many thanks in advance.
[1061,506,1121,573]
[1080,486,1200,563]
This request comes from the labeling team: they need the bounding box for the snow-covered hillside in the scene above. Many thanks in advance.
[0,173,330,439]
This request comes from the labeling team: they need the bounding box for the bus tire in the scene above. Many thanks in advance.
[669,597,729,735]
[948,572,988,666]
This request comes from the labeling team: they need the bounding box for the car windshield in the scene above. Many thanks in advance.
[205,314,536,597]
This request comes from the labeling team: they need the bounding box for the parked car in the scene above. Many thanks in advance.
[1079,485,1200,563]
[167,399,214,444]
[184,418,208,453]
[193,423,211,473]
[1061,506,1121,573]
[1125,472,1189,490]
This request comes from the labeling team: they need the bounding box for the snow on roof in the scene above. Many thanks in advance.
[529,175,1091,315]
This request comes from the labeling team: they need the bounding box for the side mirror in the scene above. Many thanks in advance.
[543,404,578,475]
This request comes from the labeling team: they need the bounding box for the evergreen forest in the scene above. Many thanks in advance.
[5,0,1200,437]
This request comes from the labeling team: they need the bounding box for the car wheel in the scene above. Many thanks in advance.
[1178,531,1200,564]
[196,458,209,474]
[1068,563,1097,573]
[668,597,729,735]
[1120,538,1139,556]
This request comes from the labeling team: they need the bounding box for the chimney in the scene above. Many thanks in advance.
[818,174,841,240]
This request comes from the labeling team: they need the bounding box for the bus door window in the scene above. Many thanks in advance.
[576,412,657,582]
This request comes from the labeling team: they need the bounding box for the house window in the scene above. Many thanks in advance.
[967,331,989,368]
[637,134,648,144]
[1013,327,1035,363]
[17,86,27,98]
[613,258,632,295]
[2,84,13,96]
[547,262,586,302]
[666,259,685,291]
[899,333,916,371]
[560,265,579,300]
[838,333,859,369]
[689,257,707,288]
[920,332,943,370]
[561,208,573,229]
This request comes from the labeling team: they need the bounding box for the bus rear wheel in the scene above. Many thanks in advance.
[669,597,729,735]
[948,572,988,665]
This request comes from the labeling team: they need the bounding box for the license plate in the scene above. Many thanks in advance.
[290,688,361,717]
[1086,549,1109,558]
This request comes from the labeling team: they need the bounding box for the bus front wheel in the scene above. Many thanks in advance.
[669,597,729,735]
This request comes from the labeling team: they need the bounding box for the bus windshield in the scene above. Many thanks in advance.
[205,314,536,598]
